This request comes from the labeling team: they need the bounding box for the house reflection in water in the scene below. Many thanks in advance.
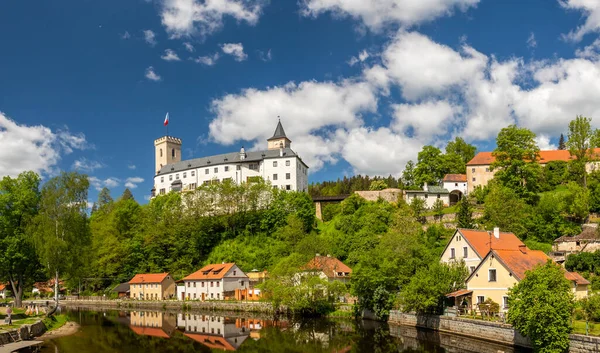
[176,314,276,350]
[128,311,177,338]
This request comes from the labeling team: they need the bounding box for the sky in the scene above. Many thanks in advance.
[2,0,600,204]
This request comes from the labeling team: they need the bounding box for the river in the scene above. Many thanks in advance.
[37,307,531,353]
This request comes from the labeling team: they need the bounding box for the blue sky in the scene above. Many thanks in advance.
[2,0,600,204]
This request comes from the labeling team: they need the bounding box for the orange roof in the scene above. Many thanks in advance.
[443,174,467,182]
[0,284,5,291]
[129,273,170,284]
[565,271,591,285]
[466,148,600,166]
[446,289,472,298]
[302,256,352,278]
[183,263,243,281]
[492,249,549,281]
[129,325,170,338]
[458,229,524,258]
[183,333,236,350]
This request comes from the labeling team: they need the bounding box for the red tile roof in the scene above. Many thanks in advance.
[183,333,236,350]
[446,289,472,298]
[458,229,525,258]
[565,271,591,285]
[183,263,243,281]
[0,284,5,291]
[443,174,467,182]
[467,148,600,166]
[129,326,170,338]
[302,256,352,278]
[555,227,600,243]
[129,273,170,284]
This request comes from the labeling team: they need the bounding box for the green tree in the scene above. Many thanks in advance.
[456,198,474,228]
[400,261,468,314]
[432,198,444,221]
[369,180,388,191]
[483,183,529,239]
[567,115,600,187]
[492,125,541,203]
[578,295,600,335]
[121,188,134,201]
[540,160,569,191]
[97,187,113,210]
[564,182,590,222]
[414,146,443,186]
[446,137,477,165]
[409,197,426,223]
[559,133,566,150]
[0,171,42,307]
[402,160,417,189]
[508,260,574,353]
[32,172,91,303]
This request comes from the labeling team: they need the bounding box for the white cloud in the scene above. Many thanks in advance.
[576,38,600,59]
[145,66,162,81]
[125,177,144,189]
[348,49,370,66]
[72,158,104,172]
[194,53,220,65]
[560,0,600,41]
[0,112,88,177]
[160,0,265,38]
[121,31,131,39]
[300,0,480,31]
[258,49,272,62]
[184,42,195,52]
[535,135,557,150]
[221,43,247,61]
[527,32,537,48]
[128,164,137,170]
[392,100,459,140]
[89,177,121,191]
[143,29,157,46]
[161,49,182,61]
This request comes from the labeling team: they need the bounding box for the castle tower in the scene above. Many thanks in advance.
[267,120,292,150]
[154,136,182,174]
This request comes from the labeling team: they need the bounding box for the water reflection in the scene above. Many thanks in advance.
[40,308,530,353]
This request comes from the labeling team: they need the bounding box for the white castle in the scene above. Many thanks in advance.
[151,121,309,197]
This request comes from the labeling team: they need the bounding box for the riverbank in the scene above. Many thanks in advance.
[388,310,600,353]
[40,321,79,339]
[61,299,276,314]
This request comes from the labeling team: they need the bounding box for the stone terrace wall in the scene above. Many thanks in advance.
[389,311,600,353]
[0,320,45,344]
[354,189,404,203]
[63,299,275,314]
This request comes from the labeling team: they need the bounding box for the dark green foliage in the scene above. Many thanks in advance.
[470,185,488,204]
[369,180,388,190]
[456,198,474,228]
[321,203,340,222]
[445,137,477,165]
[508,261,574,353]
[309,175,401,197]
[409,197,426,223]
[483,183,530,239]
[567,115,600,187]
[565,251,600,276]
[402,160,417,189]
[539,160,569,191]
[432,199,444,220]
[120,188,134,201]
[559,133,566,150]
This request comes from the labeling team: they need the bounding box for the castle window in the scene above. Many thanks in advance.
[286,185,291,190]
[273,174,278,181]
[205,169,209,175]
[286,160,290,166]
[172,149,175,158]
[286,173,290,180]
[273,161,278,167]
[160,188,165,195]
[191,171,195,177]
[160,149,163,157]
[225,166,229,172]
[214,167,218,173]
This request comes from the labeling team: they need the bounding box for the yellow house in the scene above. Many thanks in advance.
[440,228,524,274]
[129,273,176,300]
[448,247,590,313]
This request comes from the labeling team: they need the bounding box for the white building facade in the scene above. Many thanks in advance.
[152,121,309,197]
[178,263,249,301]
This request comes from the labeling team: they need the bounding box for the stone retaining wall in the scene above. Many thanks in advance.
[63,299,275,314]
[389,311,600,353]
[0,320,45,345]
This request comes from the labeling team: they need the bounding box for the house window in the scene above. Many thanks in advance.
[211,282,214,287]
[485,168,490,172]
[469,266,476,273]
[189,183,197,190]
[203,180,210,185]
[211,293,214,298]
[172,149,175,158]
[217,293,220,299]
[455,183,458,186]
[477,296,485,304]
[225,166,229,172]
[233,270,236,275]
[273,174,278,180]
[214,167,218,173]
[249,164,258,170]
[193,293,196,299]
[241,281,244,287]
[205,169,209,175]
[169,175,173,181]
[216,282,220,287]
[161,177,164,183]
[201,282,204,287]
[191,171,195,177]
[286,173,290,180]
[472,177,476,182]
[193,282,196,288]
[503,296,509,309]
[183,172,187,178]
[450,248,455,259]
[425,194,428,199]
[286,185,291,190]
[237,165,241,170]
[273,161,278,167]
[160,188,165,195]
[489,269,497,282]
[463,247,468,258]
[286,160,290,166]
[176,174,179,180]
[471,168,475,173]
[437,194,440,198]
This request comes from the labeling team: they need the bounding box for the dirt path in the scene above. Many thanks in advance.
[39,321,80,339]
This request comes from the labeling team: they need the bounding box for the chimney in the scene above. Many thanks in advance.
[493,227,500,239]
[240,146,246,160]
[423,182,428,191]
[519,245,527,254]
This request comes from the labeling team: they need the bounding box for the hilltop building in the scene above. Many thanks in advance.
[152,121,309,198]
[466,149,600,193]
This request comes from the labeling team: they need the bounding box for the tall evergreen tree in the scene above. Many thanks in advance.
[558,133,566,150]
[456,198,474,229]
[121,188,134,201]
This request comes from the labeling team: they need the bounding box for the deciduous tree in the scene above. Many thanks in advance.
[446,137,477,165]
[567,115,600,187]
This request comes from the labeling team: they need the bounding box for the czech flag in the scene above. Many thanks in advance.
[164,112,169,126]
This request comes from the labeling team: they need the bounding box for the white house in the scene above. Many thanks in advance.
[442,174,468,204]
[405,183,450,209]
[177,314,249,350]
[152,120,309,197]
[179,263,249,301]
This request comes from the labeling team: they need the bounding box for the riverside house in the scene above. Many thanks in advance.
[0,284,8,299]
[552,225,600,263]
[301,255,352,284]
[177,314,249,350]
[178,263,249,301]
[440,228,525,274]
[129,273,176,300]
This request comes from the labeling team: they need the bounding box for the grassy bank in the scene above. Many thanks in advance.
[43,314,68,332]
[573,320,600,336]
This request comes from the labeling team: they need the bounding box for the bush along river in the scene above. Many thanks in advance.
[38,307,532,353]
